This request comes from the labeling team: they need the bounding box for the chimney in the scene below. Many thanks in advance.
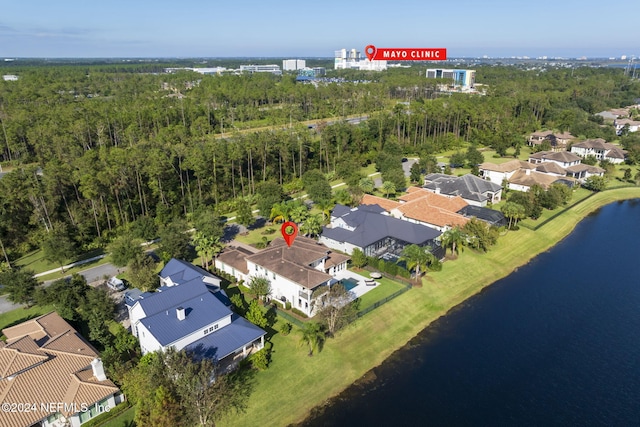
[91,358,107,381]
[177,306,186,321]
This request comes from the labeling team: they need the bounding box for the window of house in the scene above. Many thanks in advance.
[214,324,218,330]
[204,329,209,335]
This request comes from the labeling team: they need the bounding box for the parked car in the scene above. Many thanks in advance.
[107,276,125,291]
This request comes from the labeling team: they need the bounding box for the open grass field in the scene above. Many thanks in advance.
[218,186,640,427]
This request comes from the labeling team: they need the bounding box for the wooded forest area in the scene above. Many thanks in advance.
[1,63,639,263]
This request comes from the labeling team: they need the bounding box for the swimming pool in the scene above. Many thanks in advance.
[340,278,360,292]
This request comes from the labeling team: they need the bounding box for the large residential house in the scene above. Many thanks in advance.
[614,118,640,135]
[392,187,469,231]
[480,155,601,192]
[528,131,576,152]
[570,138,628,164]
[359,188,469,232]
[128,259,265,366]
[0,312,123,427]
[423,173,502,206]
[528,151,582,168]
[319,203,442,258]
[216,236,350,317]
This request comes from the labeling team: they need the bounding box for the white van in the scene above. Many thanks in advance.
[107,277,125,291]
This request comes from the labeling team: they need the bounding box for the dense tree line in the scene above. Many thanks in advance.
[0,64,638,261]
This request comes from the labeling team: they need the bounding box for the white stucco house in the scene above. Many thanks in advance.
[570,138,627,164]
[217,237,350,317]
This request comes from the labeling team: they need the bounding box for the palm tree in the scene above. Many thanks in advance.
[441,226,466,256]
[399,244,435,282]
[382,181,396,198]
[315,199,334,223]
[289,201,309,224]
[298,322,325,356]
[270,201,292,223]
[300,214,323,237]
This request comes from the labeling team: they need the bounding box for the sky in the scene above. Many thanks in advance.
[1,0,638,59]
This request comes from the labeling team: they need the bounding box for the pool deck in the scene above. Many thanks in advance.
[333,270,380,298]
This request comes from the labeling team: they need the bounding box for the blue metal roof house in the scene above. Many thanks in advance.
[128,259,265,366]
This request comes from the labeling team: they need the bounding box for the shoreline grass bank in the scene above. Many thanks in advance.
[219,188,640,427]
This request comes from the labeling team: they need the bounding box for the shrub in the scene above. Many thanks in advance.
[384,262,398,276]
[248,347,271,371]
[280,322,292,336]
[285,301,292,310]
[291,308,309,318]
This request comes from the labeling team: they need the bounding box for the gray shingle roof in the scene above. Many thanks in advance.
[139,283,233,346]
[423,174,502,203]
[322,204,441,248]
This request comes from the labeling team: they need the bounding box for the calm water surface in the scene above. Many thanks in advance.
[301,200,640,427]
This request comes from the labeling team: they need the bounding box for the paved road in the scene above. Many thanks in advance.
[402,158,419,178]
[41,262,122,287]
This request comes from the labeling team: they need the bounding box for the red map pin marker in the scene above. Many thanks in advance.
[365,45,376,61]
[281,221,298,247]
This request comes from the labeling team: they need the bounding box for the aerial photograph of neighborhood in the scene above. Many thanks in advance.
[0,1,639,426]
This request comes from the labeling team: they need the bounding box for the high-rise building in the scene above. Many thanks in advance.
[334,48,387,71]
[283,59,306,71]
[426,69,476,89]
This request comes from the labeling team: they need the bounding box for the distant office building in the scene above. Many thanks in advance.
[240,64,282,75]
[426,69,476,89]
[334,48,387,71]
[283,59,306,71]
[297,67,327,79]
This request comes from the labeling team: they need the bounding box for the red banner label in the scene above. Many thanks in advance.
[365,45,446,61]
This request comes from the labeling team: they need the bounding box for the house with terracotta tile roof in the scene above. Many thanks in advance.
[0,312,123,427]
[390,187,469,231]
[216,236,350,317]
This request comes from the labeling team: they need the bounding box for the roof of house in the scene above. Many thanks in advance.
[322,204,441,248]
[246,242,333,290]
[216,247,252,275]
[185,315,266,361]
[565,164,606,174]
[509,170,572,189]
[138,283,233,346]
[614,118,640,126]
[535,162,567,175]
[361,194,401,211]
[571,139,627,158]
[0,313,119,427]
[423,174,502,203]
[571,138,611,150]
[160,258,221,287]
[480,159,536,173]
[269,236,350,269]
[529,150,581,163]
[457,205,508,226]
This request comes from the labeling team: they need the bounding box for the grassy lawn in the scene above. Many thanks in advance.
[217,186,640,427]
[355,276,407,311]
[100,406,136,427]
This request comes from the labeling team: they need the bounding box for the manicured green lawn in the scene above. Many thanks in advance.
[356,276,407,311]
[217,187,640,427]
[100,406,136,427]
